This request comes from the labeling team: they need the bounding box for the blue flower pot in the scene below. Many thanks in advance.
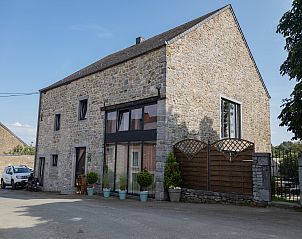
[119,190,127,200]
[103,188,111,198]
[87,188,94,196]
[139,191,148,202]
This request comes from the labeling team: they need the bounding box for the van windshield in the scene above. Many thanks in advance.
[13,167,31,174]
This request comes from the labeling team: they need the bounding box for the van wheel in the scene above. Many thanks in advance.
[11,180,16,190]
[1,179,5,189]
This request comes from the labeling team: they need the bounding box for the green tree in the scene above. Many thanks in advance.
[277,0,302,140]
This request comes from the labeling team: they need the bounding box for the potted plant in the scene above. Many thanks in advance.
[137,168,153,202]
[164,152,182,202]
[86,172,98,196]
[102,170,112,198]
[118,175,127,200]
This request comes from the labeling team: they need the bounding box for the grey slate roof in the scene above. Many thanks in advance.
[40,7,224,92]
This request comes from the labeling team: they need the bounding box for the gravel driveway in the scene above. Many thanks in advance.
[0,189,301,239]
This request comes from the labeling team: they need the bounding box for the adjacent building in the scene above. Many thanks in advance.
[35,5,271,199]
[0,122,26,154]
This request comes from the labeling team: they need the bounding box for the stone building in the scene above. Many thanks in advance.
[35,5,271,199]
[0,122,26,154]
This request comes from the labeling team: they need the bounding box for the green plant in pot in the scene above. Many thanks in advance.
[102,170,112,198]
[164,152,182,202]
[86,172,98,196]
[118,175,127,200]
[137,168,153,202]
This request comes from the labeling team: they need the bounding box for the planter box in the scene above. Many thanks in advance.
[168,188,181,202]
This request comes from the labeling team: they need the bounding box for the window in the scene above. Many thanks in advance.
[79,99,88,120]
[118,110,129,131]
[106,111,117,133]
[221,98,241,138]
[52,155,58,167]
[54,114,61,131]
[144,104,157,130]
[130,108,142,130]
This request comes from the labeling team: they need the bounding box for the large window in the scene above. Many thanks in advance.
[106,111,117,133]
[118,110,129,131]
[130,108,142,130]
[104,144,115,189]
[104,141,156,196]
[144,104,157,130]
[221,98,241,138]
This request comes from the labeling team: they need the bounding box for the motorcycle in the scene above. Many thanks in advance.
[26,173,39,192]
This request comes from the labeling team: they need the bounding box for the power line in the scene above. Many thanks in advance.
[0,92,39,98]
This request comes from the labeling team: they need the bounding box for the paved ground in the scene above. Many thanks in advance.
[0,189,301,239]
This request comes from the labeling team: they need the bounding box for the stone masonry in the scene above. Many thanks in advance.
[36,5,271,199]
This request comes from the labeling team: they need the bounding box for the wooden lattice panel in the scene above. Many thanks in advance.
[174,139,207,160]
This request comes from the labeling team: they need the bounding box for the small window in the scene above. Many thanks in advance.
[79,99,88,120]
[118,110,129,131]
[144,104,157,130]
[52,155,58,167]
[106,111,117,133]
[54,114,61,131]
[221,98,241,138]
[130,108,142,130]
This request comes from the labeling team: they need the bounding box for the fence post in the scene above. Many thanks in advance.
[298,154,302,206]
[252,153,271,202]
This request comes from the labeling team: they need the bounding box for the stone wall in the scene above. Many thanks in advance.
[0,124,25,154]
[0,155,34,174]
[165,7,271,153]
[252,153,271,202]
[36,47,166,193]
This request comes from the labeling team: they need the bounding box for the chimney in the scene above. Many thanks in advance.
[136,36,145,45]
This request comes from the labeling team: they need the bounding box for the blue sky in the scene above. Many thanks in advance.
[0,0,295,145]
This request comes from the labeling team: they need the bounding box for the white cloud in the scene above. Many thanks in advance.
[5,122,36,146]
[70,24,113,38]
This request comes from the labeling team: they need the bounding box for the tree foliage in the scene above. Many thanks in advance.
[277,0,302,140]
[4,145,35,155]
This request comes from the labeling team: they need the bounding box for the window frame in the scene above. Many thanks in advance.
[78,98,88,121]
[54,113,61,131]
[220,97,242,139]
[52,155,58,167]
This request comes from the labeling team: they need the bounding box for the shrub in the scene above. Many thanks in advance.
[119,175,127,190]
[86,172,98,185]
[103,170,113,189]
[164,152,182,190]
[137,169,153,190]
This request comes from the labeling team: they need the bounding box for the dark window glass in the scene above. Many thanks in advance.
[130,108,142,130]
[104,144,115,189]
[52,155,58,166]
[115,143,128,191]
[118,110,129,131]
[221,98,241,139]
[143,142,156,196]
[54,114,60,131]
[144,104,157,130]
[106,111,117,133]
[79,99,88,120]
[128,143,141,194]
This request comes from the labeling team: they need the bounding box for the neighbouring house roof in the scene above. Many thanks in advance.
[0,122,27,147]
[40,5,270,98]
